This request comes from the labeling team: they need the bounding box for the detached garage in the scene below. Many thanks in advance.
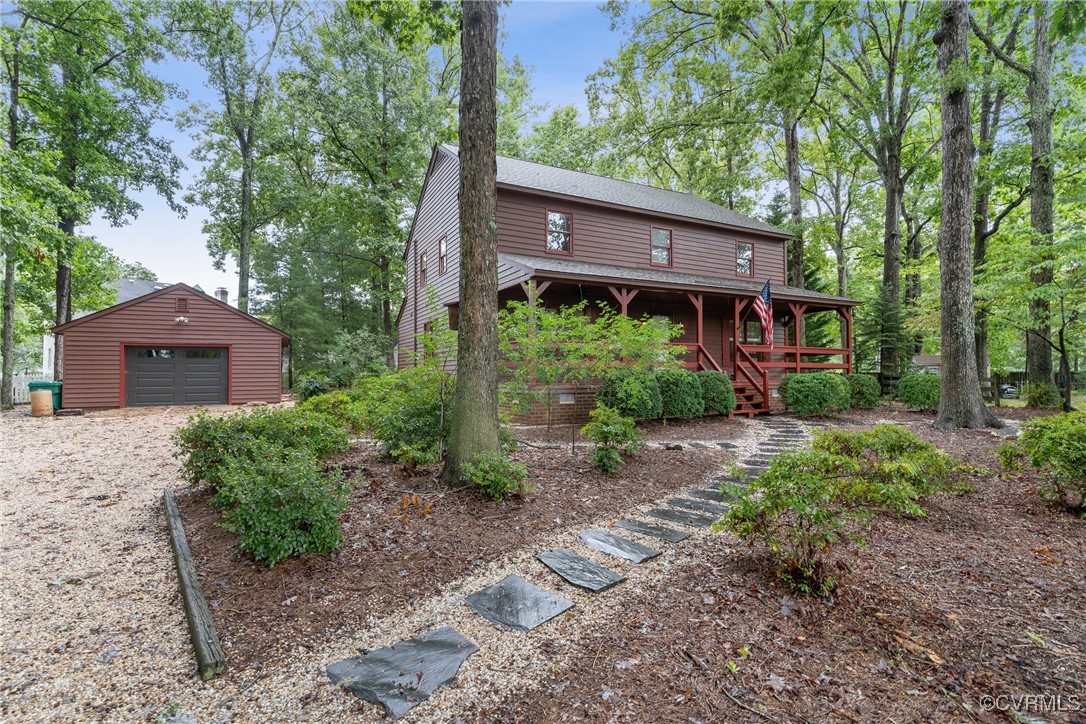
[53,283,289,408]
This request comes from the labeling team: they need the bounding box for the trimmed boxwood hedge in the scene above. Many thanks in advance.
[655,368,705,419]
[696,370,737,415]
[897,373,940,411]
[596,369,663,420]
[846,374,882,409]
[779,372,850,416]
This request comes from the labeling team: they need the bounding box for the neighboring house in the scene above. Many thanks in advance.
[53,283,288,409]
[397,144,860,418]
[912,354,941,374]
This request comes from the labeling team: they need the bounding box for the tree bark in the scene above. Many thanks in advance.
[879,153,904,380]
[784,112,804,290]
[2,31,21,409]
[933,0,1000,430]
[443,0,500,485]
[1025,2,1054,388]
[238,143,253,314]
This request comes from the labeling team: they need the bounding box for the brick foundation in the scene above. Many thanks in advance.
[508,386,599,426]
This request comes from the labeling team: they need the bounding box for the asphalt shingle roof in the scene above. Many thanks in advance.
[498,253,860,306]
[439,145,787,236]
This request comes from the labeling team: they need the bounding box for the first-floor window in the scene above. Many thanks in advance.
[741,319,763,344]
[547,210,572,253]
[651,227,672,266]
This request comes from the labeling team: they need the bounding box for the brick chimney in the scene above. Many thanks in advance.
[215,287,229,304]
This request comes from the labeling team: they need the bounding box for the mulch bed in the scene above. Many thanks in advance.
[472,408,1086,723]
[177,424,739,670]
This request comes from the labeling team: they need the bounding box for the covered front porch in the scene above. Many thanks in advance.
[497,263,859,416]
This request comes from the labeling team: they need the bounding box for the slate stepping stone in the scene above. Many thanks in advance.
[716,441,737,449]
[326,626,478,719]
[465,574,574,631]
[688,442,710,449]
[615,519,690,542]
[537,549,626,593]
[687,488,728,503]
[579,529,661,564]
[646,507,717,528]
[668,497,728,516]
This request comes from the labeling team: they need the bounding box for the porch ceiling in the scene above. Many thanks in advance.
[497,253,861,308]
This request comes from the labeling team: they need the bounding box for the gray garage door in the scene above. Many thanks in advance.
[125,347,228,406]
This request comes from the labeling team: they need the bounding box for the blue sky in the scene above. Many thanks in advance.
[87,0,625,299]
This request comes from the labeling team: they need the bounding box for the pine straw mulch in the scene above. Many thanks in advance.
[176,420,741,671]
[472,407,1086,723]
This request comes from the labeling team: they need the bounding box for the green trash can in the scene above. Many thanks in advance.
[29,380,62,410]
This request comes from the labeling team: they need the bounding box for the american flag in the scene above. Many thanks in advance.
[752,280,773,347]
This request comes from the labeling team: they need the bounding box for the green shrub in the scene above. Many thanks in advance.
[294,372,330,402]
[655,368,705,419]
[596,369,663,420]
[1023,381,1062,409]
[846,374,882,409]
[1000,412,1086,514]
[360,366,453,467]
[296,391,366,434]
[716,424,955,594]
[696,370,737,416]
[897,373,940,411]
[172,408,349,490]
[461,451,532,501]
[216,442,354,567]
[581,404,643,473]
[780,372,850,416]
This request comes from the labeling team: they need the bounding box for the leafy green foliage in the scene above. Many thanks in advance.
[1000,412,1086,514]
[354,366,452,467]
[296,391,365,435]
[460,452,532,501]
[655,369,705,419]
[1023,381,1062,410]
[716,424,955,594]
[581,405,643,473]
[897,374,941,411]
[780,372,850,416]
[216,442,353,567]
[696,370,737,416]
[295,373,331,402]
[596,369,662,420]
[172,408,349,491]
[846,374,882,409]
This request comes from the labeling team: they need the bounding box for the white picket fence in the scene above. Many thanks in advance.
[11,372,50,404]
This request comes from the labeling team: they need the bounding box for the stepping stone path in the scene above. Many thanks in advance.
[328,420,813,717]
[579,529,662,564]
[326,626,479,719]
[537,549,627,592]
[464,574,574,632]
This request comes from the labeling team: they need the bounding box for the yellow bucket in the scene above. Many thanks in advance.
[30,390,54,417]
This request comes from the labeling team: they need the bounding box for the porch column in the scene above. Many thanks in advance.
[733,297,750,367]
[686,292,704,352]
[787,302,808,373]
[840,306,854,374]
[607,286,639,316]
[520,280,551,307]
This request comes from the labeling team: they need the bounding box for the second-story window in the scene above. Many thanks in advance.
[736,242,753,276]
[419,251,429,287]
[650,227,672,266]
[546,210,572,254]
[438,236,447,274]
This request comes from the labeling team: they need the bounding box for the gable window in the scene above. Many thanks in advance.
[546,210,572,254]
[650,227,672,266]
[736,242,753,276]
[438,236,447,274]
[419,252,429,287]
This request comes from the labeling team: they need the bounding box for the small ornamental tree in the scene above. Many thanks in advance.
[581,404,643,472]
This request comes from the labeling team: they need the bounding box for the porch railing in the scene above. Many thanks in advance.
[737,344,851,374]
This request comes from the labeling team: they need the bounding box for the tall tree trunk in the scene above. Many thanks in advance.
[879,151,904,380]
[238,144,253,313]
[377,255,394,369]
[443,0,500,485]
[1025,2,1054,388]
[2,30,21,409]
[54,59,79,381]
[784,112,804,290]
[933,0,1000,430]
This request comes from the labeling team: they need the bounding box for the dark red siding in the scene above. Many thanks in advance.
[57,286,286,408]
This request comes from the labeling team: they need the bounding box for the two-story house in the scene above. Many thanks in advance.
[397,144,860,418]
